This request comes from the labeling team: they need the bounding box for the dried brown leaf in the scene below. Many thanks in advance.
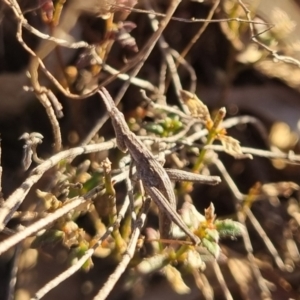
[180,90,211,122]
[262,182,299,198]
[219,135,244,158]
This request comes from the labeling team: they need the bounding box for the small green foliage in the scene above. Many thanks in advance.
[133,202,243,296]
[161,115,183,133]
[145,115,183,137]
[202,238,220,259]
[136,253,169,274]
[145,123,165,136]
[215,219,244,238]
[31,229,64,248]
[177,203,243,259]
[69,240,93,271]
[205,228,219,243]
[81,172,103,194]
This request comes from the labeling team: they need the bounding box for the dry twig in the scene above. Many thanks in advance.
[0,140,117,231]
[238,0,300,68]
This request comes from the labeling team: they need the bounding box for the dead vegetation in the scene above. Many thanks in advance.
[0,0,300,299]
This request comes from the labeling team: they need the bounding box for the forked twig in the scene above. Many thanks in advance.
[81,0,182,145]
[2,0,62,150]
[180,0,220,63]
[0,168,129,256]
[146,0,188,113]
[32,195,130,300]
[93,197,151,300]
[0,140,117,231]
[214,156,287,295]
[0,197,88,255]
[238,0,300,68]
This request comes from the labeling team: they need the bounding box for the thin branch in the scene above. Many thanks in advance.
[213,158,245,201]
[0,140,117,231]
[0,168,129,256]
[140,89,192,120]
[244,206,286,271]
[146,0,189,114]
[212,260,233,300]
[214,156,272,296]
[34,92,62,152]
[90,48,158,92]
[22,22,90,49]
[114,4,271,25]
[238,0,300,68]
[32,195,130,300]
[236,209,272,297]
[6,243,22,300]
[205,145,300,164]
[103,64,157,92]
[0,197,87,255]
[93,197,151,300]
[158,60,168,95]
[81,0,182,145]
[179,0,220,62]
[119,156,137,227]
[169,48,197,93]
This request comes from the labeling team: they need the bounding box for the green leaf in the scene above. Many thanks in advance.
[202,238,220,259]
[81,172,103,193]
[204,228,219,243]
[161,116,183,133]
[219,135,243,157]
[69,240,93,271]
[31,229,64,248]
[215,219,244,238]
[145,123,165,136]
[136,253,169,274]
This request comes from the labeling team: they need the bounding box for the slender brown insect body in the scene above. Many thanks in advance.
[99,87,201,245]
